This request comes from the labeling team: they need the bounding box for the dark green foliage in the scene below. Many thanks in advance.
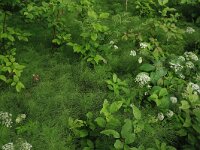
[0,0,200,149]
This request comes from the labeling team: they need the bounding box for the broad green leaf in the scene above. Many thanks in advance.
[88,10,97,20]
[158,0,169,6]
[99,12,110,19]
[94,55,106,64]
[91,33,97,41]
[159,97,170,109]
[114,140,124,149]
[100,100,110,116]
[101,129,120,138]
[95,117,106,128]
[149,94,158,101]
[134,121,144,133]
[87,139,94,148]
[78,129,88,137]
[0,75,7,82]
[121,119,135,144]
[183,111,191,127]
[110,101,123,113]
[16,82,25,92]
[131,105,141,120]
[86,112,93,119]
[179,101,190,110]
[113,73,117,83]
[139,63,155,72]
[159,88,168,97]
[73,44,82,53]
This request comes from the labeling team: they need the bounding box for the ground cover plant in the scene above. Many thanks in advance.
[0,0,200,149]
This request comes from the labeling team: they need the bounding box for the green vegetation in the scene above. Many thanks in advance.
[0,0,200,149]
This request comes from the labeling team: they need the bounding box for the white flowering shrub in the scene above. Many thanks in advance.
[0,0,200,150]
[2,143,14,150]
[2,141,32,150]
[0,112,13,128]
[135,72,151,87]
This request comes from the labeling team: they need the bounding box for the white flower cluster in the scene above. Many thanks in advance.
[170,96,177,104]
[140,42,148,49]
[157,112,164,121]
[130,50,136,56]
[109,41,118,49]
[186,27,195,34]
[2,141,32,150]
[2,143,14,150]
[0,112,13,128]
[188,82,200,94]
[138,57,143,63]
[169,62,183,72]
[178,56,185,62]
[179,74,185,79]
[20,142,32,150]
[196,73,200,81]
[16,114,26,124]
[113,45,118,49]
[135,72,151,87]
[185,61,194,69]
[157,110,174,121]
[184,52,198,61]
[109,40,114,45]
[166,110,174,118]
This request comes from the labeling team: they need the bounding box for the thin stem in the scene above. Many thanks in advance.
[125,0,128,11]
[2,12,7,52]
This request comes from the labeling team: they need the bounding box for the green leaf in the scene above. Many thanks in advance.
[183,111,191,127]
[78,129,88,137]
[86,112,93,119]
[0,75,7,82]
[87,139,94,148]
[95,117,106,128]
[110,101,123,113]
[94,55,106,64]
[99,12,110,19]
[158,0,169,6]
[113,73,118,83]
[179,101,190,110]
[159,97,170,109]
[134,121,144,133]
[91,33,97,41]
[101,129,120,138]
[159,88,168,97]
[121,119,135,144]
[139,63,155,72]
[16,82,25,92]
[114,140,124,149]
[88,10,98,20]
[131,105,141,120]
